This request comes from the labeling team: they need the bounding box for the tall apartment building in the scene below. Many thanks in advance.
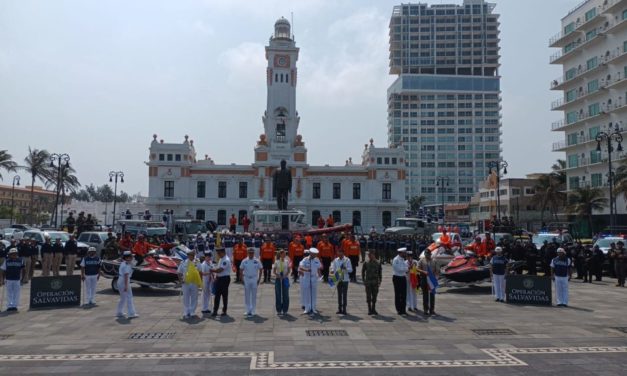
[388,0,502,207]
[550,0,627,220]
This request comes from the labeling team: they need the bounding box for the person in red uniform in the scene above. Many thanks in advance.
[479,233,496,260]
[229,214,237,233]
[317,216,325,229]
[343,234,361,282]
[304,234,313,250]
[233,237,247,282]
[439,229,451,248]
[317,234,335,282]
[119,233,133,253]
[132,235,156,264]
[326,214,335,228]
[288,237,305,282]
[260,237,276,283]
[465,237,482,254]
[242,215,250,233]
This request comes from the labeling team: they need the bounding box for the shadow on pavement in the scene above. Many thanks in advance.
[430,313,456,322]
[279,313,297,322]
[245,315,268,324]
[180,315,205,324]
[372,314,396,323]
[339,313,362,322]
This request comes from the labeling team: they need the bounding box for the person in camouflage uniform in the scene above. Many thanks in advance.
[362,249,382,315]
[103,232,120,260]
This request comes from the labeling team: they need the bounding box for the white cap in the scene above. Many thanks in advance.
[8,248,18,254]
[88,247,97,253]
[122,250,132,257]
[186,248,195,254]
[309,248,319,255]
[495,247,503,253]
[397,247,407,253]
[557,247,566,253]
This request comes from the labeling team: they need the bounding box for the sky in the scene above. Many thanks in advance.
[0,0,579,196]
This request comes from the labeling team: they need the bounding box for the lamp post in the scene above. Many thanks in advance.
[596,126,623,230]
[487,160,508,222]
[49,153,70,228]
[10,175,21,226]
[436,176,450,224]
[109,171,124,229]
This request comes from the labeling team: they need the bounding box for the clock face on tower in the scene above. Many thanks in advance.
[274,55,290,68]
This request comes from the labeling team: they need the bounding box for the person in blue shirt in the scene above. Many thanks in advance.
[80,247,102,306]
[551,247,572,307]
[1,248,24,312]
[490,246,508,302]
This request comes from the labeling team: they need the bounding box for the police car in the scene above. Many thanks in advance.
[593,235,625,255]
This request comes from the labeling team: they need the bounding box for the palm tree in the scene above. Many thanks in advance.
[0,150,18,180]
[45,163,81,200]
[408,195,426,213]
[567,186,608,236]
[532,173,567,222]
[614,159,627,205]
[23,147,51,224]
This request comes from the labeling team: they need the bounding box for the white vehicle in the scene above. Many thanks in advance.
[531,232,574,249]
[251,209,308,233]
[593,236,625,255]
[21,230,89,265]
[77,231,111,257]
[1,228,23,240]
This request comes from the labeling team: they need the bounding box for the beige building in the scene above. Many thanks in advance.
[0,184,56,223]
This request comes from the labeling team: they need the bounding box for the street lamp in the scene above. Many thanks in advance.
[109,170,124,229]
[49,153,70,228]
[10,175,20,226]
[436,176,450,224]
[487,160,508,222]
[596,125,623,230]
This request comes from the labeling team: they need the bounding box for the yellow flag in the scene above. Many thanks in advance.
[185,261,202,287]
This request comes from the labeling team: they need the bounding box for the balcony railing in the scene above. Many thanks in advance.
[549,0,622,47]
[552,96,627,130]
[550,25,608,64]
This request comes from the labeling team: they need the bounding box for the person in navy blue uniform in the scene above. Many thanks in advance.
[359,235,367,263]
[490,247,508,302]
[1,248,24,312]
[80,247,102,306]
[551,248,572,307]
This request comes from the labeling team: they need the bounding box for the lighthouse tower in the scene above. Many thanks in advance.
[255,17,306,166]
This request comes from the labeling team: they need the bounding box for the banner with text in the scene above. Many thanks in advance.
[505,275,552,306]
[30,276,82,309]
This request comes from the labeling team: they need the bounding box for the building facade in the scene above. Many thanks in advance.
[468,176,543,231]
[145,18,406,232]
[550,0,627,218]
[387,0,502,205]
[0,184,56,223]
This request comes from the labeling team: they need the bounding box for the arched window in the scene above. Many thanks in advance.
[352,211,361,226]
[275,73,278,82]
[280,74,284,83]
[332,210,341,224]
[382,211,391,228]
[217,210,226,225]
[286,74,289,83]
[195,209,205,220]
[311,210,321,226]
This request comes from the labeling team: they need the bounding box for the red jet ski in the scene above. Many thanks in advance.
[102,252,181,292]
[441,253,491,284]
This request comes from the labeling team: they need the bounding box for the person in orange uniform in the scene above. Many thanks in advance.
[288,237,305,282]
[119,233,133,253]
[229,214,237,233]
[304,234,313,250]
[343,234,361,282]
[326,214,335,228]
[132,235,156,264]
[465,237,482,254]
[260,237,276,283]
[439,229,451,248]
[317,234,335,282]
[478,233,496,260]
[233,237,247,283]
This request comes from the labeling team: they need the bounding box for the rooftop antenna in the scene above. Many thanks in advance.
[291,12,294,40]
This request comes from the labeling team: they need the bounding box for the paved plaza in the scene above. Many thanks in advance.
[1,265,626,375]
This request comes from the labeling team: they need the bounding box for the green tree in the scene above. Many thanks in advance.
[614,159,627,207]
[45,163,81,201]
[408,195,426,213]
[532,173,566,222]
[23,147,50,224]
[0,150,18,180]
[567,187,608,236]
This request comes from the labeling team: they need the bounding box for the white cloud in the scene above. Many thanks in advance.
[218,42,267,86]
[191,20,215,36]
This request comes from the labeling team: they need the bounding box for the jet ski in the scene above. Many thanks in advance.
[441,253,491,284]
[101,251,181,292]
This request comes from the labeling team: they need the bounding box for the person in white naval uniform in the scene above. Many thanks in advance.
[116,251,138,318]
[392,248,409,315]
[178,248,202,318]
[299,248,322,315]
[299,248,310,310]
[405,250,419,312]
[239,247,262,316]
[199,250,214,314]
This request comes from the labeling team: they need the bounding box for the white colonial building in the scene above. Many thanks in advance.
[145,18,406,231]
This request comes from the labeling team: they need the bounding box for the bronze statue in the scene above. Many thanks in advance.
[273,159,292,210]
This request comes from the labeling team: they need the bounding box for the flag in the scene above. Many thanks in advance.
[409,266,419,290]
[328,271,340,288]
[427,265,439,293]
